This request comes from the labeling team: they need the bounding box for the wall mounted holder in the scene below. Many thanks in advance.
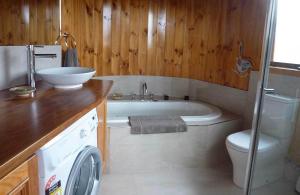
[234,42,253,77]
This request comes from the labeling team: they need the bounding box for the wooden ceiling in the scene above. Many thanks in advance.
[0,0,269,90]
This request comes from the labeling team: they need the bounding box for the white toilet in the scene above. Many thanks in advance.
[226,94,299,188]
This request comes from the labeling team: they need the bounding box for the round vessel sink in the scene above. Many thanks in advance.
[36,67,96,89]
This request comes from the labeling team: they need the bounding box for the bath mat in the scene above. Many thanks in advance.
[129,115,187,134]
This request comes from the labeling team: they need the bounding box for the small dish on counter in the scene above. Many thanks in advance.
[111,93,123,100]
[9,86,36,97]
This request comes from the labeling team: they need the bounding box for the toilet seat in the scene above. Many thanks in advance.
[226,130,279,153]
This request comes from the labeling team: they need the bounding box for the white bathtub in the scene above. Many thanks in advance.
[107,100,222,126]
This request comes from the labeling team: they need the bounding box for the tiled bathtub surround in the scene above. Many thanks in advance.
[94,76,249,118]
[108,118,242,174]
[101,116,242,195]
[94,72,300,133]
[94,76,190,99]
[101,115,296,195]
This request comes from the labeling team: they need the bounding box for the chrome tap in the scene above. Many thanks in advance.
[141,82,148,99]
[27,45,57,88]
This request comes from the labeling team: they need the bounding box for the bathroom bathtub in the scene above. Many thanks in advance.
[107,100,222,126]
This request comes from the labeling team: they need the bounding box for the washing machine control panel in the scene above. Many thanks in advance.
[79,109,98,138]
[80,129,89,138]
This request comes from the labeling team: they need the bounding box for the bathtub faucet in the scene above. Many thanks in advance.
[141,82,148,100]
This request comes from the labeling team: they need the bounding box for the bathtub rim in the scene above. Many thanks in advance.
[107,99,223,126]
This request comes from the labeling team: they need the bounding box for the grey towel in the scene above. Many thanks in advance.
[63,48,79,67]
[129,116,187,134]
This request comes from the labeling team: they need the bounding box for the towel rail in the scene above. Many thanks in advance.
[55,32,77,48]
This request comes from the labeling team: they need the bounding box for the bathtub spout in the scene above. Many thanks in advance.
[140,82,148,100]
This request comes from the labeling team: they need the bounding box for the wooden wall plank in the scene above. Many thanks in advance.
[83,0,95,68]
[93,0,104,75]
[181,0,191,78]
[173,0,186,77]
[0,0,268,90]
[7,1,22,44]
[51,0,60,41]
[0,1,5,44]
[37,0,49,43]
[222,0,244,89]
[164,0,176,76]
[62,0,72,35]
[29,0,38,44]
[128,0,139,75]
[137,0,148,75]
[188,0,207,80]
[155,0,167,76]
[204,0,223,84]
[119,0,130,75]
[36,1,46,43]
[0,0,59,45]
[111,0,121,75]
[240,0,269,71]
[102,0,112,75]
[146,0,158,75]
[20,0,30,44]
[75,1,82,64]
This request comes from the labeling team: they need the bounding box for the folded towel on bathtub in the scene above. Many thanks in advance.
[129,116,187,134]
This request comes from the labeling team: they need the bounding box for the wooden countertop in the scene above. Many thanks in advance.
[0,79,113,179]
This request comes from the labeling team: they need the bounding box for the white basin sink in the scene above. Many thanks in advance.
[36,67,96,89]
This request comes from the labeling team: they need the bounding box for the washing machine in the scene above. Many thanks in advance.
[36,108,102,195]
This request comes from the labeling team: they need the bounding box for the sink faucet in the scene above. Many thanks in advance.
[27,45,57,88]
[141,82,148,99]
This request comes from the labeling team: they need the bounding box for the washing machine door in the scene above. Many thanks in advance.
[65,146,102,195]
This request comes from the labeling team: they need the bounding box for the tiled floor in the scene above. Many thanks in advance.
[100,125,297,195]
[100,166,297,195]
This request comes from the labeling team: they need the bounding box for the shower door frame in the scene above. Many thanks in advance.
[244,0,278,194]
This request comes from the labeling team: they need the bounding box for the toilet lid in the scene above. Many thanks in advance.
[226,130,279,153]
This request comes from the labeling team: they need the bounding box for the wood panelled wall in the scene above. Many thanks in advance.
[62,0,268,90]
[0,0,268,90]
[0,0,59,45]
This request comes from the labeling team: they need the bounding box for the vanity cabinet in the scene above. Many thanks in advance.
[0,100,108,195]
[97,98,109,172]
[0,155,38,195]
[0,80,112,194]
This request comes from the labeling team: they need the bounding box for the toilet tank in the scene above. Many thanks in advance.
[260,94,299,139]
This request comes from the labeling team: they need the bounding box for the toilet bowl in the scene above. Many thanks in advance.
[226,130,284,188]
